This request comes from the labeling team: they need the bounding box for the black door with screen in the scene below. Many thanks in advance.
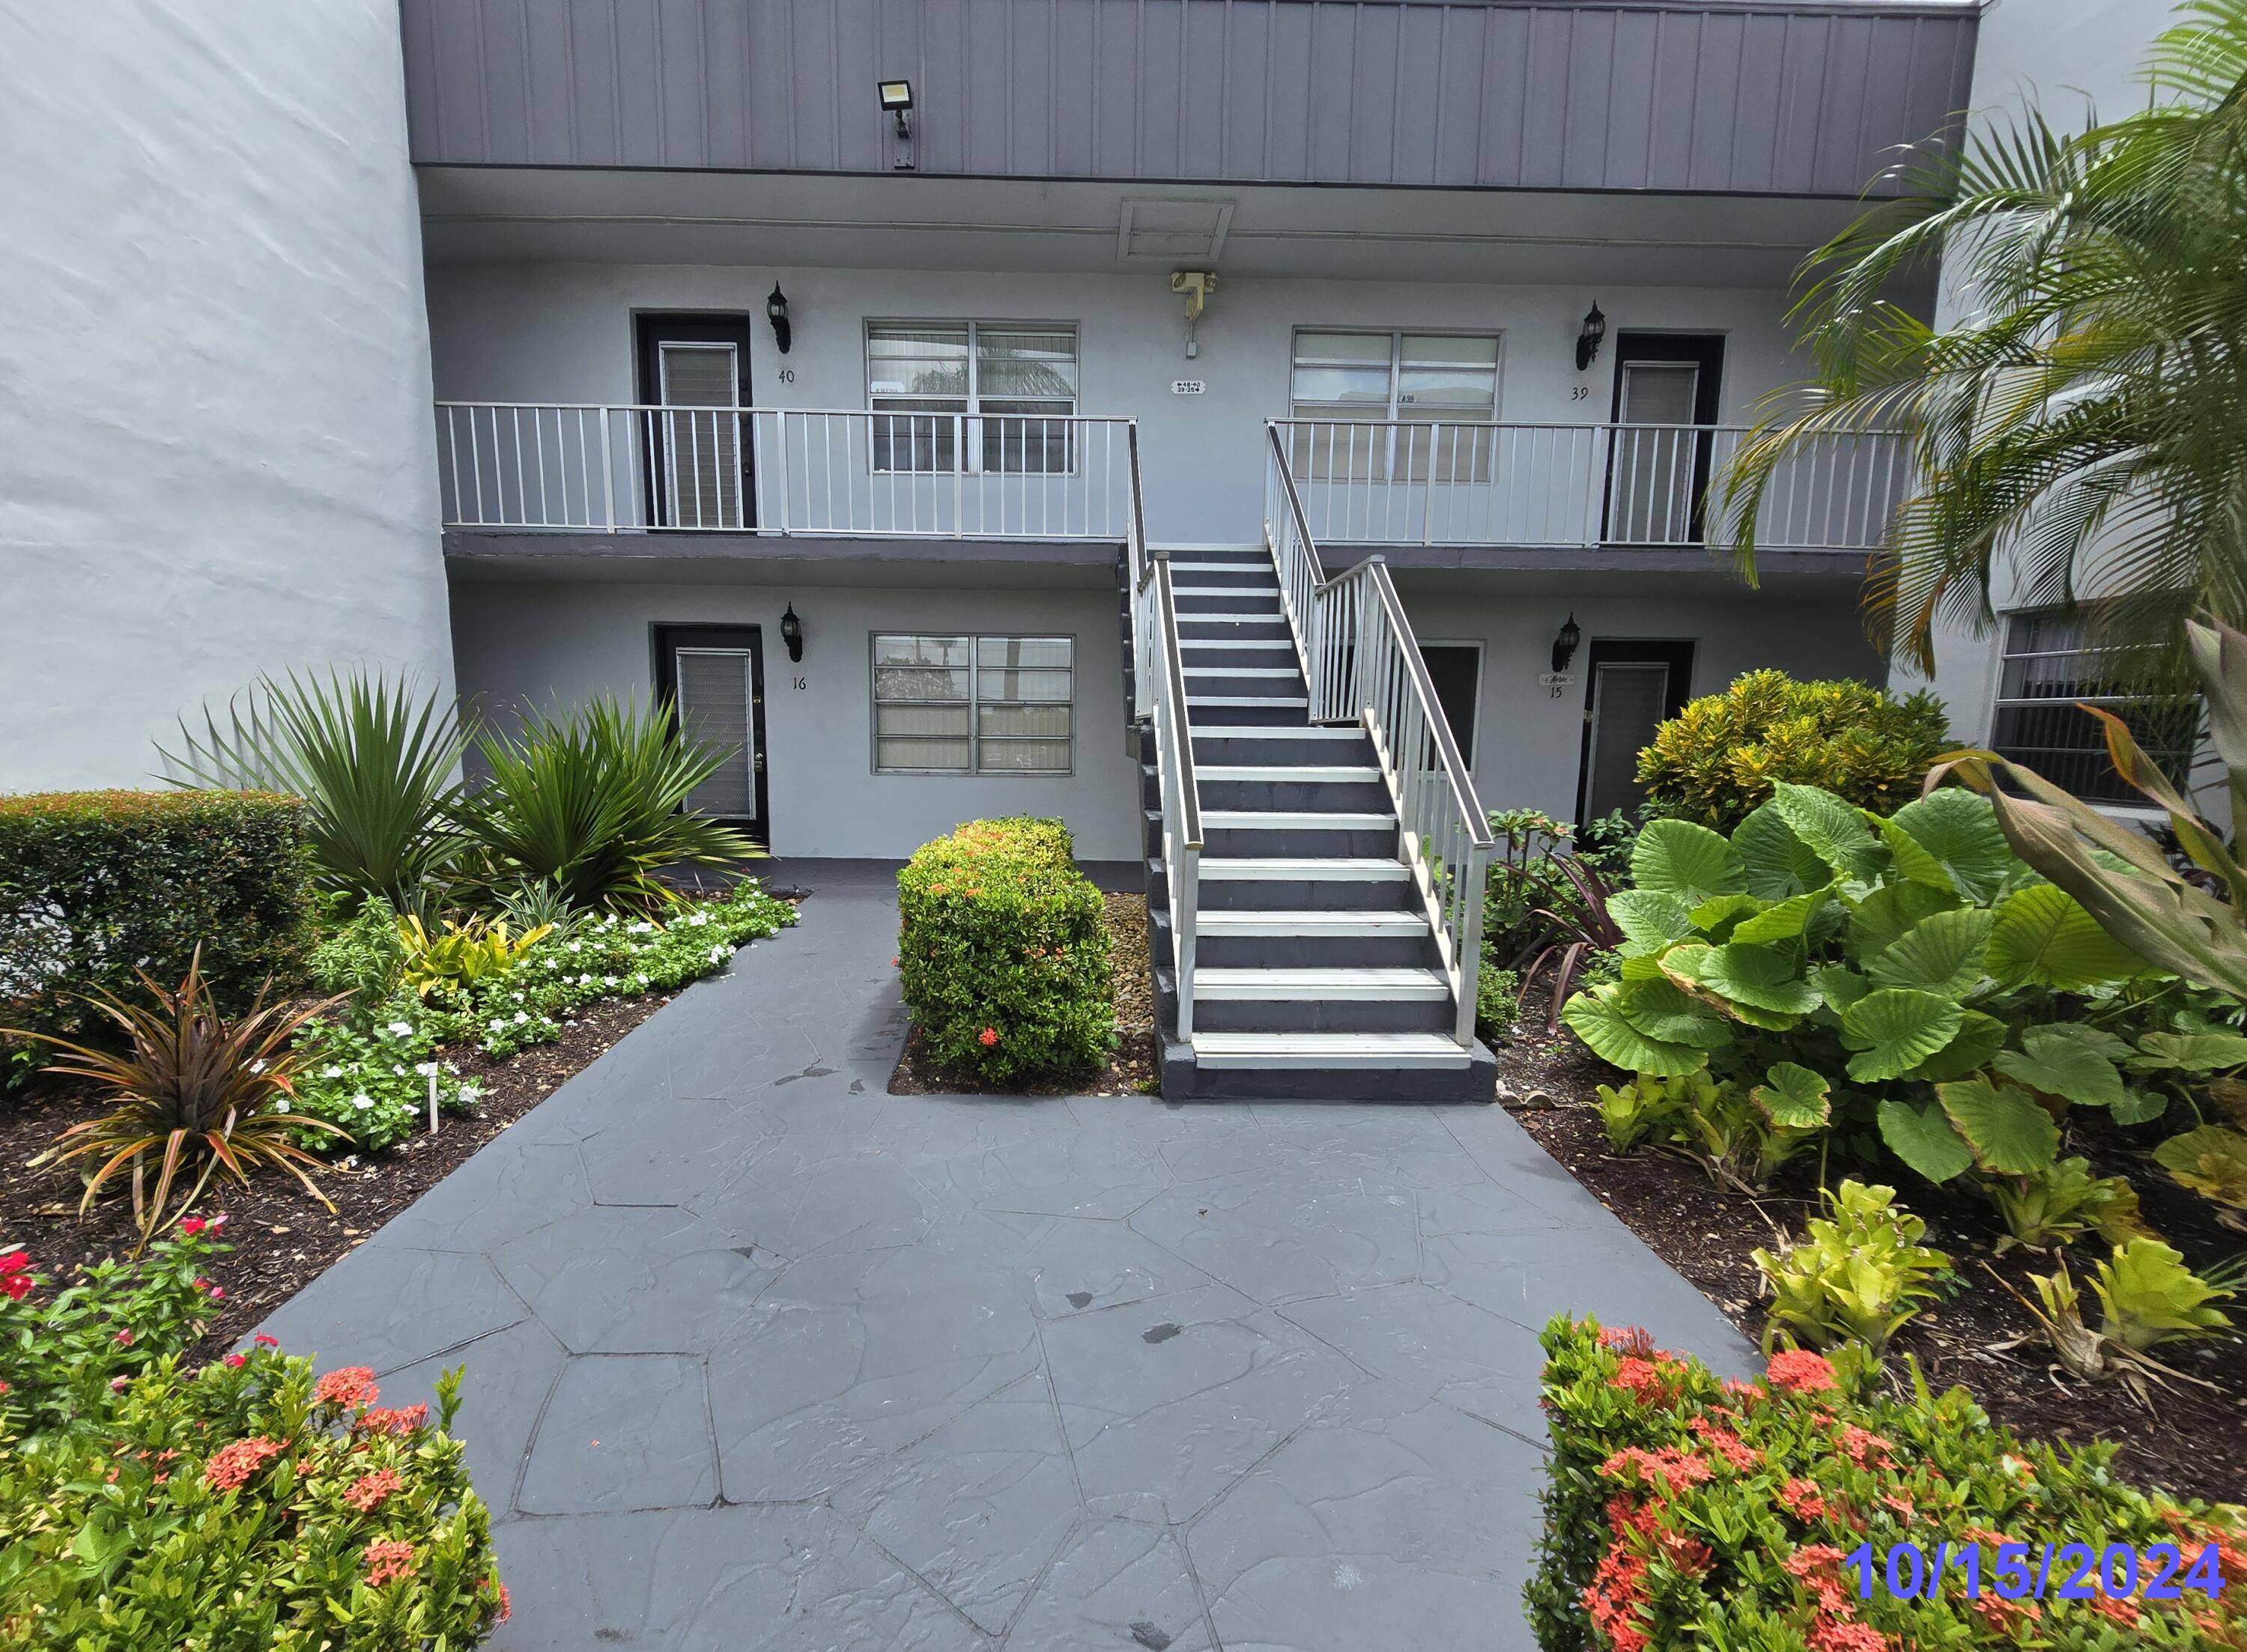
[1603,332,1725,544]
[652,624,768,843]
[1418,644,1481,766]
[1575,640,1693,824]
[634,315,757,529]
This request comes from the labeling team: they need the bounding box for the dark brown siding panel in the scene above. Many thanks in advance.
[401,0,1977,198]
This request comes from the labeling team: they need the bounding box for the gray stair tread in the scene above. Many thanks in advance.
[1192,968,1449,1000]
[1177,613,1293,623]
[1179,637,1294,648]
[1184,666,1301,677]
[1204,809,1391,827]
[1186,696,1311,708]
[1195,858,1408,882]
[1197,765,1380,782]
[1194,908,1429,932]
[1192,726,1364,740]
[1189,1031,1473,1069]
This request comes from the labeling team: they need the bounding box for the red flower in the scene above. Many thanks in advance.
[1598,1325,1656,1356]
[1837,1425,1894,1470]
[1609,1357,1670,1403]
[110,1375,130,1392]
[312,1367,380,1409]
[363,1540,418,1587]
[1766,1349,1837,1394]
[3,1275,31,1302]
[0,1250,25,1275]
[224,1353,246,1369]
[1779,1477,1828,1520]
[1601,1445,1711,1492]
[353,1404,430,1437]
[1686,1415,1758,1473]
[496,1581,512,1624]
[113,1328,133,1345]
[1807,1620,1892,1652]
[344,1467,403,1512]
[1655,1530,1714,1576]
[254,1334,279,1348]
[0,1381,10,1396]
[204,1436,285,1492]
[978,1027,999,1046]
[179,1218,206,1236]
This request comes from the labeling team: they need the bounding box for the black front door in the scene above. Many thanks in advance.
[1418,643,1482,767]
[1603,332,1725,545]
[1575,640,1694,823]
[653,623,769,843]
[634,315,757,529]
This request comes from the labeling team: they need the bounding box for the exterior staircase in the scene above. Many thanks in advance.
[1137,544,1499,1102]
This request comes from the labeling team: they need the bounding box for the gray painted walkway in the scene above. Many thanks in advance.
[259,862,1750,1651]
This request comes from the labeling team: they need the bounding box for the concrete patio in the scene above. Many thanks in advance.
[258,861,1750,1651]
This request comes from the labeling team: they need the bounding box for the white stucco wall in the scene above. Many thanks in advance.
[424,262,1812,547]
[0,1,452,791]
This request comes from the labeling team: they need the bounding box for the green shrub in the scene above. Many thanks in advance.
[897,819,1115,1082]
[0,1221,509,1646]
[1476,965,1521,1039]
[0,792,315,1085]
[1752,1179,1950,1353]
[1527,1317,2246,1651]
[1637,670,1953,830]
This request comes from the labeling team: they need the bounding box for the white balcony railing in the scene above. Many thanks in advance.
[437,404,1135,540]
[1275,419,1908,552]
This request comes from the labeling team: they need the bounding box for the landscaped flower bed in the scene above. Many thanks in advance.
[1529,1318,2246,1651]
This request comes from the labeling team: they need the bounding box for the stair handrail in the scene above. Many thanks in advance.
[1265,422,1496,1047]
[1129,427,1205,1038]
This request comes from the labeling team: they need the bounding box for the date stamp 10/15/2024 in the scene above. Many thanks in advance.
[1848,1540,2226,1603]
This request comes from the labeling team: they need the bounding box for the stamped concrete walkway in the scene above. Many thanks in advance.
[260,861,1749,1651]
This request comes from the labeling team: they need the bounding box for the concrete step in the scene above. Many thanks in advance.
[1192,968,1449,1000]
[1196,766,1382,784]
[1197,857,1407,881]
[1188,1032,1474,1069]
[1195,908,1429,936]
[1183,667,1303,679]
[1203,810,1391,831]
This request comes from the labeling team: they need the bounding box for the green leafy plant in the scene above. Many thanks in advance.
[1982,1156,2148,1253]
[2153,1124,2247,1226]
[493,877,585,940]
[1752,1179,1950,1353]
[307,896,407,1009]
[396,914,551,1000]
[1517,854,1628,1033]
[16,950,345,1249]
[2016,1239,2237,1403]
[897,819,1116,1083]
[457,696,757,914]
[1635,670,1952,830]
[1475,965,1521,1040]
[1526,1316,2247,1652]
[1592,1071,1699,1153]
[160,669,468,911]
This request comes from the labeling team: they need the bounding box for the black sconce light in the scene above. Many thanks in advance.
[780,603,804,663]
[877,79,914,139]
[766,284,792,355]
[1550,613,1582,675]
[1574,302,1607,372]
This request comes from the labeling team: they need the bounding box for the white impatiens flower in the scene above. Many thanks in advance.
[603,975,619,988]
[628,922,653,935]
[322,1066,345,1080]
[488,1021,508,1036]
[567,941,583,953]
[351,1093,374,1111]
[457,1084,481,1105]
[248,1058,267,1075]
[391,1063,407,1077]
[635,973,651,987]
[709,944,726,962]
[513,1010,530,1024]
[274,1099,291,1114]
[385,1021,413,1038]
[688,912,710,928]
[415,1061,438,1077]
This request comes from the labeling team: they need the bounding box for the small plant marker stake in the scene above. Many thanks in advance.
[428,1069,440,1137]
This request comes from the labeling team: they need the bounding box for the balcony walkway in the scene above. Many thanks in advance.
[254,862,1748,1650]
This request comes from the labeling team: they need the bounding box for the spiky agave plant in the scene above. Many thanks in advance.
[1721,1,2247,676]
[160,668,469,910]
[21,950,348,1251]
[455,695,759,915]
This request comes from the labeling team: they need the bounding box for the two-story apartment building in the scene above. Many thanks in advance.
[4,0,1993,1096]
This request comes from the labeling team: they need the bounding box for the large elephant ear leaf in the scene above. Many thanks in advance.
[1607,889,1697,957]
[1846,879,1962,965]
[1559,986,1711,1076]
[1735,801,1831,900]
[1889,789,2017,904]
[1631,819,1747,905]
[1992,1023,2128,1108]
[1615,977,1734,1049]
[1840,988,1965,1082]
[2129,1030,2247,1074]
[1936,1075,2063,1175]
[1878,1098,1974,1183]
[1769,782,1884,881]
[1696,944,1822,1018]
[2150,1125,2247,1208]
[1752,1062,1831,1130]
[1732,887,1833,945]
[1867,907,1996,996]
[1986,883,2153,991]
[1878,815,1954,893]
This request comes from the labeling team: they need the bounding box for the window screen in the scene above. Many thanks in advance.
[1991,611,2201,805]
[872,634,1073,774]
[673,649,756,819]
[1288,330,1499,482]
[867,323,1079,474]
[655,341,742,526]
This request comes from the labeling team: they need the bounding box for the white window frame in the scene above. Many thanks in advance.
[1287,327,1505,424]
[1990,609,2201,807]
[870,632,1076,777]
[1288,328,1504,483]
[864,321,1081,476]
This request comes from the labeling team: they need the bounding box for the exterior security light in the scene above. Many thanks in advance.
[878,79,914,138]
[780,603,804,663]
[1551,613,1581,675]
[766,284,792,354]
[1574,302,1607,373]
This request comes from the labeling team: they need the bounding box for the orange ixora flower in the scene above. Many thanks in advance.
[203,1436,285,1492]
[312,1367,379,1409]
[343,1467,403,1512]
[363,1540,418,1587]
[978,1027,999,1047]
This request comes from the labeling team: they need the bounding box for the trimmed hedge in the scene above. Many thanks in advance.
[0,792,315,1076]
[1529,1317,2246,1651]
[897,818,1115,1082]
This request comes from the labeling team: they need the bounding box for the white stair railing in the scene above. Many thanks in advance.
[1267,423,1495,1046]
[1125,425,1205,1038]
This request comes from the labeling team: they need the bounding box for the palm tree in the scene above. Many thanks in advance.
[1722,1,2247,679]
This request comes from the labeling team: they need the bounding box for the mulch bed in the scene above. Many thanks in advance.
[889,891,1160,1097]
[3,990,691,1364]
[1495,996,2247,1507]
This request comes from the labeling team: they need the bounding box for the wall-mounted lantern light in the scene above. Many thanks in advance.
[1550,613,1582,675]
[765,284,792,355]
[878,79,914,139]
[1574,302,1607,372]
[780,603,804,663]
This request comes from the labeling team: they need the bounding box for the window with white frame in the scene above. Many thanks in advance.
[871,634,1073,774]
[1288,330,1500,481]
[1992,610,2201,805]
[865,323,1079,475]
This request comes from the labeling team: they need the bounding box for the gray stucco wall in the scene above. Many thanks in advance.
[0,1,452,790]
